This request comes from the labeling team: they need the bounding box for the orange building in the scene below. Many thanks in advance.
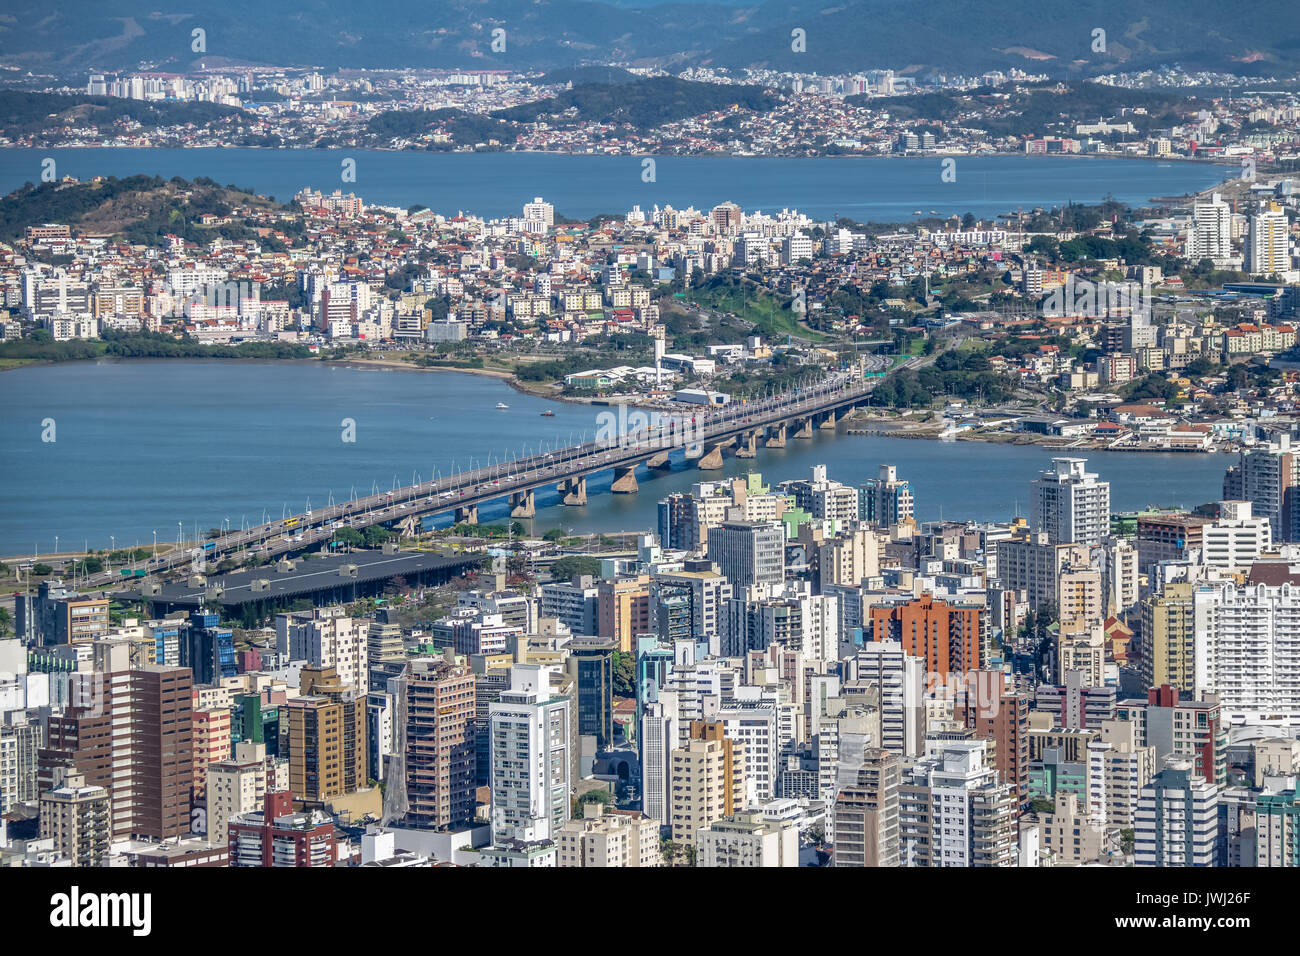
[597,576,651,653]
[867,594,981,677]
[191,705,232,801]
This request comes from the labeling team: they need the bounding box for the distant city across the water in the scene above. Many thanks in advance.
[0,149,1232,222]
[0,360,1232,555]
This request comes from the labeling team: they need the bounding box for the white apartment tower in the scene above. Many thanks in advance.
[1031,458,1111,546]
[1134,761,1220,866]
[1187,193,1233,263]
[1193,582,1300,729]
[1248,205,1290,276]
[488,664,572,844]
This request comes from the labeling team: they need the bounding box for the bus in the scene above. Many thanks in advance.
[282,518,299,529]
[201,541,216,552]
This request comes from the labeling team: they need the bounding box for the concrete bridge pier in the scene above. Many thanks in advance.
[561,476,588,506]
[793,417,815,439]
[454,504,478,525]
[765,423,787,448]
[509,490,536,518]
[697,441,728,470]
[646,451,673,470]
[611,465,639,494]
[819,409,838,430]
[734,430,758,459]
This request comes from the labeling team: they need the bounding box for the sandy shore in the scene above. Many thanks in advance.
[326,355,660,408]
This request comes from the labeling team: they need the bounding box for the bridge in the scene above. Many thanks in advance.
[80,362,917,590]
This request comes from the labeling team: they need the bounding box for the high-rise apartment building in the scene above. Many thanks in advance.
[707,520,786,589]
[963,677,1030,811]
[1140,580,1198,691]
[192,705,232,801]
[779,465,860,522]
[1193,580,1300,729]
[39,653,194,840]
[859,464,915,527]
[1202,500,1271,567]
[899,739,1016,867]
[596,576,651,654]
[540,577,600,636]
[868,594,981,679]
[206,742,280,849]
[851,643,925,758]
[669,720,746,847]
[277,608,369,692]
[1030,458,1110,546]
[996,533,1092,611]
[1248,204,1290,276]
[1186,192,1233,263]
[399,657,476,829]
[556,803,662,867]
[281,666,367,805]
[39,771,111,866]
[1117,685,1227,786]
[831,749,901,866]
[697,811,799,867]
[1223,435,1300,542]
[489,664,572,845]
[650,562,732,654]
[1134,761,1220,866]
[1085,719,1154,828]
[640,697,679,827]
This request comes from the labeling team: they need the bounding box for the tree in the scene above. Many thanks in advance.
[542,528,566,542]
[363,525,392,547]
[333,526,364,548]
[1119,829,1135,855]
[0,607,10,637]
[32,563,53,576]
[549,555,602,582]
[611,650,637,697]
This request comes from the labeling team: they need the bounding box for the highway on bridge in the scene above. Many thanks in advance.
[76,363,920,590]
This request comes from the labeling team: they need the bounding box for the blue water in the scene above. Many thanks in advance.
[0,360,1231,554]
[0,149,1231,221]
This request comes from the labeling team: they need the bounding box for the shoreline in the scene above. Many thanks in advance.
[0,352,662,408]
[7,144,1240,167]
[845,416,1229,456]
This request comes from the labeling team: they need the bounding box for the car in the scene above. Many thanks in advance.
[440,492,453,499]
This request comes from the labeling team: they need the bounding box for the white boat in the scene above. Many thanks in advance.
[495,402,509,409]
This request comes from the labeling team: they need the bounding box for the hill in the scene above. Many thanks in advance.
[0,91,241,139]
[493,77,778,129]
[849,82,1196,138]
[536,66,639,86]
[363,108,523,148]
[0,175,285,246]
